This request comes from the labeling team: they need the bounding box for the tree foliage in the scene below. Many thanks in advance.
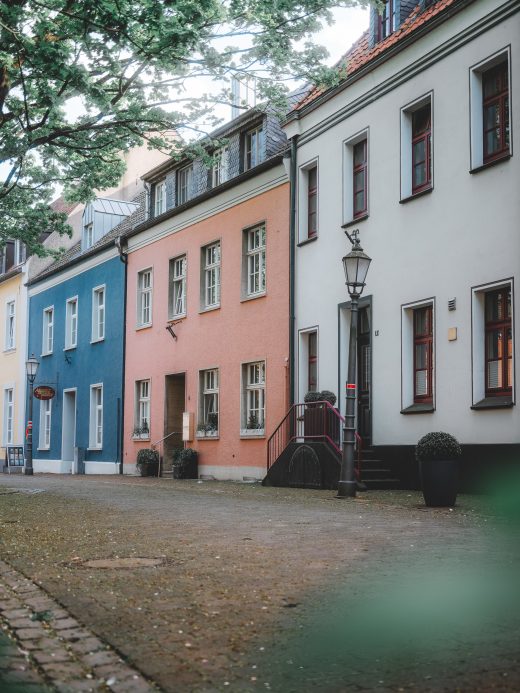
[0,0,366,252]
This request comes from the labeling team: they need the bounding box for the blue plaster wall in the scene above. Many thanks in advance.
[28,254,125,467]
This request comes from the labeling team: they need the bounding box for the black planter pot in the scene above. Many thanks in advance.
[419,458,459,507]
[172,457,198,480]
[138,462,159,477]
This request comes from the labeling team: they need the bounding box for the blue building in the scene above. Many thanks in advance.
[27,196,143,474]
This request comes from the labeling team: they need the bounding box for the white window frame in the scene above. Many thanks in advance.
[245,125,265,170]
[137,269,153,327]
[298,158,319,242]
[91,285,105,342]
[134,380,151,437]
[38,398,52,450]
[201,242,221,310]
[89,384,103,449]
[4,299,16,351]
[400,92,433,200]
[343,128,369,225]
[65,296,78,350]
[42,306,54,355]
[13,240,25,266]
[177,165,193,205]
[241,361,266,436]
[298,327,319,401]
[170,255,187,319]
[198,368,219,437]
[84,223,94,250]
[212,146,229,187]
[469,47,512,171]
[471,278,514,406]
[154,179,166,216]
[3,387,14,446]
[401,298,435,411]
[243,225,266,298]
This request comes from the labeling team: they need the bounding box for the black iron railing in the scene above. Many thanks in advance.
[267,401,345,470]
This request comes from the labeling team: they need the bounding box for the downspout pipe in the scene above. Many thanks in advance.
[288,135,298,406]
[117,235,128,474]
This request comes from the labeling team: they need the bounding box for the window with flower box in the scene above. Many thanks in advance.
[241,362,265,435]
[198,369,219,436]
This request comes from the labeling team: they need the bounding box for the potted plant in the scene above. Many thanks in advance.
[241,413,264,436]
[197,413,218,438]
[136,448,159,477]
[416,432,462,507]
[172,448,198,479]
[140,421,150,439]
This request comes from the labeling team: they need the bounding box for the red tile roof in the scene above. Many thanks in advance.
[296,0,460,110]
[51,196,78,215]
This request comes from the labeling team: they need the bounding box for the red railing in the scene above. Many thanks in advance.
[267,401,345,470]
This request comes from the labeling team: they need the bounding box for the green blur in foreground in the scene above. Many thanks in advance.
[265,474,520,690]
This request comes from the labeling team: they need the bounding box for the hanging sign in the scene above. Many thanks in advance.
[34,386,56,400]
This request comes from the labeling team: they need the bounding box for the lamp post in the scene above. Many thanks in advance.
[338,232,371,498]
[25,354,40,476]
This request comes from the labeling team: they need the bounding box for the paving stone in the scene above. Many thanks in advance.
[15,626,48,639]
[58,627,93,642]
[69,637,107,655]
[53,617,80,630]
[54,681,99,692]
[32,648,73,664]
[109,677,154,692]
[40,660,87,678]
[0,599,21,610]
[9,617,40,628]
[83,649,121,667]
[92,662,132,679]
[1,609,31,619]
[22,636,59,650]
[24,597,56,610]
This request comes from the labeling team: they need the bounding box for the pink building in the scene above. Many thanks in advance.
[123,111,290,479]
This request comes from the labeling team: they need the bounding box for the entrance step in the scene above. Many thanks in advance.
[358,447,401,490]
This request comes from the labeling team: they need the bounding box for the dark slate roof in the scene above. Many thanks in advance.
[28,192,146,286]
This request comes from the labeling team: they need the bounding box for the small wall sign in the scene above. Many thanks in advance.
[34,386,56,400]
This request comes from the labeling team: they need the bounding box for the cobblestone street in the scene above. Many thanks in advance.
[0,475,518,692]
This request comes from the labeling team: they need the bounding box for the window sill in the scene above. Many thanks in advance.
[241,292,266,304]
[87,447,103,451]
[401,403,435,415]
[41,352,53,358]
[63,346,76,352]
[196,431,219,439]
[342,214,368,229]
[399,187,433,205]
[132,435,150,442]
[169,314,186,322]
[90,338,105,345]
[136,323,152,331]
[297,236,318,248]
[199,305,220,315]
[471,396,513,410]
[469,153,511,175]
[3,347,16,354]
[240,429,265,439]
[37,447,50,452]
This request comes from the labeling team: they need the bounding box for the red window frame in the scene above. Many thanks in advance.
[307,165,318,239]
[485,288,512,396]
[308,331,318,392]
[411,104,432,194]
[413,306,433,404]
[377,0,395,42]
[353,139,368,218]
[483,62,509,164]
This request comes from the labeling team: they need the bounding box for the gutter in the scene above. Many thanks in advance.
[118,237,128,475]
[289,135,298,405]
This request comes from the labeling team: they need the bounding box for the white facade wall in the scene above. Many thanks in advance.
[288,0,519,448]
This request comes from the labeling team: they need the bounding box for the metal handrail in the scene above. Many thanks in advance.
[151,431,178,478]
[267,401,345,470]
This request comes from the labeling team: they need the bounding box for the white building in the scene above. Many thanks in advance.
[281,0,519,487]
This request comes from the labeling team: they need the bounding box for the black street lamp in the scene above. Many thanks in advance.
[25,354,40,476]
[338,231,371,498]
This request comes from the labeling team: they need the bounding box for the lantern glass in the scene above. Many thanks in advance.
[342,241,371,295]
[25,355,39,380]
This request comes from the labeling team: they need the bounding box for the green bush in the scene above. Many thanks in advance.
[304,390,322,403]
[173,448,198,466]
[416,432,462,462]
[319,390,337,407]
[136,448,159,476]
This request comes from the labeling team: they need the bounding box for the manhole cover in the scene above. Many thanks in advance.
[83,557,164,569]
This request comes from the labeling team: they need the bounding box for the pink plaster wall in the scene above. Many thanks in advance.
[124,180,290,476]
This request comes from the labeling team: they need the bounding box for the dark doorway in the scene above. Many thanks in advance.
[164,374,186,471]
[357,307,371,446]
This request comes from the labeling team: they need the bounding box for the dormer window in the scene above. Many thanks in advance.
[154,180,166,216]
[376,0,396,42]
[177,165,193,205]
[212,147,229,187]
[84,223,94,250]
[245,125,265,170]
